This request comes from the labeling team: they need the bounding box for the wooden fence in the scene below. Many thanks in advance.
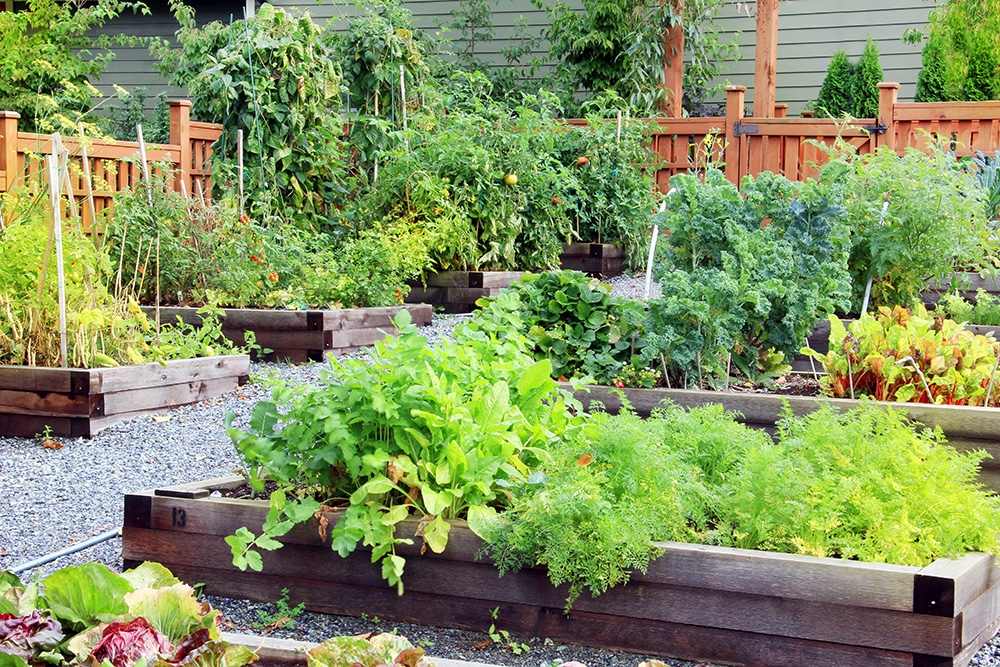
[3,85,1000,224]
[0,101,221,231]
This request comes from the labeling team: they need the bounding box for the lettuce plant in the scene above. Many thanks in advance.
[0,563,254,667]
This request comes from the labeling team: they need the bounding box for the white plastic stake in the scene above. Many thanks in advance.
[400,64,409,150]
[237,129,245,216]
[644,195,673,302]
[137,123,153,205]
[46,154,68,369]
[616,110,622,143]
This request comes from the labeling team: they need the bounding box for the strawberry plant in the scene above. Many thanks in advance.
[802,304,1000,405]
[225,309,585,593]
[468,270,645,384]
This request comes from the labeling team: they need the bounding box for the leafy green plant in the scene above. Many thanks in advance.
[802,305,1000,405]
[155,4,346,231]
[812,50,853,118]
[0,562,255,667]
[966,150,1000,221]
[816,143,996,311]
[485,607,530,655]
[535,0,738,115]
[934,288,1000,326]
[483,399,1000,608]
[307,632,427,667]
[225,309,585,593]
[469,271,643,384]
[649,168,851,383]
[100,85,170,144]
[252,588,305,632]
[714,402,1000,565]
[851,38,883,119]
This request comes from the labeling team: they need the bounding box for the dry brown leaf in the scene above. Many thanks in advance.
[577,453,594,467]
[42,439,63,450]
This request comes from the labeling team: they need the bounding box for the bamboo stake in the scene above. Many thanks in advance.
[51,134,77,220]
[985,349,1000,408]
[46,154,69,369]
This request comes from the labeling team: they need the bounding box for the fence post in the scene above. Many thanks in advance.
[169,100,192,194]
[877,82,900,153]
[724,85,747,184]
[774,103,788,119]
[660,0,684,117]
[0,111,20,192]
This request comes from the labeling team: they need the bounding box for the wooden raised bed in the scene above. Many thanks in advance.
[574,384,1000,493]
[559,243,625,278]
[405,271,525,313]
[144,305,432,363]
[0,355,249,438]
[124,475,1000,667]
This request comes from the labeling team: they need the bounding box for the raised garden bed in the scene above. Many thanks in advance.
[123,475,1000,667]
[558,243,625,278]
[573,384,1000,493]
[0,355,249,438]
[143,305,432,363]
[405,271,525,313]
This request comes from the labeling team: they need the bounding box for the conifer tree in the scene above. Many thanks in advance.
[814,50,853,117]
[852,38,883,118]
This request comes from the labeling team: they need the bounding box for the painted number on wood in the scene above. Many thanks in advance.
[171,507,187,528]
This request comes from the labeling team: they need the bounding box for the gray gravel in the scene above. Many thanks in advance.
[2,273,1000,666]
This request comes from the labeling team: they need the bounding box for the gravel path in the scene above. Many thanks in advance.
[3,273,1000,667]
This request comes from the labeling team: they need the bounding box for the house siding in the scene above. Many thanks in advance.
[89,0,934,117]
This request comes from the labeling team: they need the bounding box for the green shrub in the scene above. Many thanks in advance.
[813,50,853,118]
[915,32,950,102]
[851,38,883,119]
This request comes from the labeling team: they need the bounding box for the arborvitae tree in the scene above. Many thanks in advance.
[852,38,883,118]
[814,50,854,117]
[963,35,999,101]
[915,32,949,102]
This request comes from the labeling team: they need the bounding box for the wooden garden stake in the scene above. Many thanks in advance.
[78,123,99,246]
[804,336,821,385]
[51,133,77,220]
[660,353,671,389]
[46,154,68,369]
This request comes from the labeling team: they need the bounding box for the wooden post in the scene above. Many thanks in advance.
[724,85,747,184]
[877,82,900,152]
[661,0,685,117]
[169,100,192,195]
[774,103,788,118]
[0,111,20,193]
[753,0,779,118]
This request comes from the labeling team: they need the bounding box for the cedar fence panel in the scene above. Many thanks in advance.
[0,101,221,232]
[3,85,1000,220]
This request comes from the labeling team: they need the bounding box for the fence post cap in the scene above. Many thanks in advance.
[168,100,193,107]
[725,85,749,93]
[877,82,901,90]
[0,110,21,119]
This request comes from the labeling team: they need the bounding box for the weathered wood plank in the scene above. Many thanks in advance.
[0,388,98,417]
[0,367,93,394]
[97,356,250,394]
[101,376,243,417]
[916,553,997,618]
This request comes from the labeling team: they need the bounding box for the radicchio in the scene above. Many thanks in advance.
[0,611,64,659]
[88,618,171,667]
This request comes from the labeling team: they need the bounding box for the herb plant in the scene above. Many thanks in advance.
[934,289,1000,326]
[226,309,585,593]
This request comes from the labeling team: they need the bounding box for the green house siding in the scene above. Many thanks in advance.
[90,0,932,117]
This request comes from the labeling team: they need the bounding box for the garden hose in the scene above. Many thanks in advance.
[9,528,121,575]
